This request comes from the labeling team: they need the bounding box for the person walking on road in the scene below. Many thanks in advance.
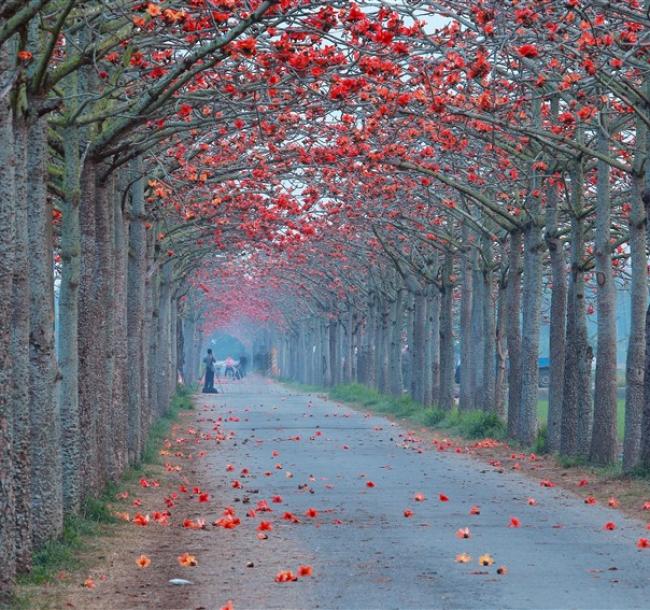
[202,349,217,393]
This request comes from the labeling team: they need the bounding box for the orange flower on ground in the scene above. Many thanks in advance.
[608,497,620,508]
[275,570,297,582]
[282,511,300,523]
[178,553,198,567]
[17,50,33,62]
[133,513,149,526]
[508,517,521,528]
[637,538,650,548]
[83,578,96,588]
[136,554,151,568]
[455,553,472,563]
[527,498,537,506]
[403,509,413,518]
[298,565,313,577]
[272,495,283,503]
[584,496,597,505]
[540,479,555,488]
[497,566,508,575]
[603,522,617,531]
[305,507,318,518]
[366,480,376,488]
[456,527,471,539]
[220,601,234,610]
[257,521,273,531]
[469,505,480,515]
[577,479,589,487]
[479,554,495,566]
[414,492,426,502]
[439,493,449,502]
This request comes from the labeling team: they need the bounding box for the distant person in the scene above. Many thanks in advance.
[239,355,248,378]
[224,356,235,379]
[202,349,217,393]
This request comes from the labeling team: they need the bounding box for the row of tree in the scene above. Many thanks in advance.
[0,0,344,599]
[3,0,650,601]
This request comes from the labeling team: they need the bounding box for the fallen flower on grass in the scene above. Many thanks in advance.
[527,498,537,506]
[220,601,234,610]
[608,497,620,508]
[497,566,508,575]
[479,554,495,566]
[366,480,376,488]
[603,522,617,531]
[414,492,426,502]
[305,507,318,518]
[456,553,472,563]
[439,493,449,502]
[540,480,555,488]
[637,538,650,549]
[83,578,96,588]
[456,527,471,539]
[469,505,480,515]
[298,565,313,577]
[584,496,597,505]
[272,495,283,503]
[403,509,414,518]
[136,555,151,568]
[178,553,198,567]
[578,479,589,487]
[257,521,273,531]
[508,517,521,528]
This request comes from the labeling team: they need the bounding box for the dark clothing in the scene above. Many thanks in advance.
[202,354,217,393]
[239,356,248,377]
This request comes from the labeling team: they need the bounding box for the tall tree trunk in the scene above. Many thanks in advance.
[459,242,473,411]
[482,253,496,413]
[494,263,508,419]
[429,284,441,405]
[59,120,82,513]
[78,160,101,498]
[561,161,590,457]
[518,212,544,445]
[112,170,129,475]
[624,102,648,470]
[27,113,63,548]
[506,230,522,437]
[94,170,117,484]
[412,288,427,404]
[11,112,31,571]
[439,251,455,411]
[0,44,17,599]
[470,252,485,408]
[389,287,405,397]
[127,159,146,463]
[545,169,567,452]
[590,122,618,466]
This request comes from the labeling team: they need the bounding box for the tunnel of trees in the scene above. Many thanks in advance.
[1,0,650,599]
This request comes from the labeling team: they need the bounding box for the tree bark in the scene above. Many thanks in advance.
[545,172,567,452]
[439,251,455,411]
[590,122,618,466]
[11,112,32,571]
[27,113,63,548]
[58,121,82,513]
[506,231,522,437]
[0,44,17,598]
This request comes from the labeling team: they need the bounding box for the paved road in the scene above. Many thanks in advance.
[195,377,650,609]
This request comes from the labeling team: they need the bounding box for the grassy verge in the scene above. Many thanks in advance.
[537,398,625,441]
[284,381,507,441]
[13,385,194,602]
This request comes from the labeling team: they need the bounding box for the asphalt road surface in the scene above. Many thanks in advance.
[195,376,650,609]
